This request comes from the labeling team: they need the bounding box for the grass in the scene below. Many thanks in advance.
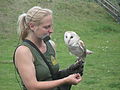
[0,0,120,90]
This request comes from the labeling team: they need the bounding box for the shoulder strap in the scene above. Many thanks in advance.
[23,39,55,79]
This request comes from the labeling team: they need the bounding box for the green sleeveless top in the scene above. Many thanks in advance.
[18,40,59,90]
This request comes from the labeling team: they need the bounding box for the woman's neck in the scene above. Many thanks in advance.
[26,34,47,53]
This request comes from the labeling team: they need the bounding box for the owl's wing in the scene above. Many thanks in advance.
[79,40,93,55]
[79,40,85,47]
[78,40,86,51]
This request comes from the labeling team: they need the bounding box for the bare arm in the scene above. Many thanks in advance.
[15,46,82,90]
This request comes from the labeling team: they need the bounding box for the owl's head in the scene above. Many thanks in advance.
[64,31,80,46]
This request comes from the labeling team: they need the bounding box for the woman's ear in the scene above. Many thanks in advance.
[29,22,35,31]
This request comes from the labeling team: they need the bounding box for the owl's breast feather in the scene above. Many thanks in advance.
[68,44,84,57]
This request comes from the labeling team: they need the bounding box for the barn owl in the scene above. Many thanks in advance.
[64,31,93,61]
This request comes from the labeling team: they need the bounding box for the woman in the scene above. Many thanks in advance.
[13,6,83,90]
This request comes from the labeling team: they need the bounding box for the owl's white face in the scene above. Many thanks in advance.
[64,31,80,46]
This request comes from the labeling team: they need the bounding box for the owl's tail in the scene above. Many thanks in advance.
[86,49,93,54]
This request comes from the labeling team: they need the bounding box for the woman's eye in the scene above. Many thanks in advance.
[44,25,51,29]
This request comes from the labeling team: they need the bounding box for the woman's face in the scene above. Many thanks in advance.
[34,15,53,39]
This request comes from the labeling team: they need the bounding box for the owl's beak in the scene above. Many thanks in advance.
[68,39,71,45]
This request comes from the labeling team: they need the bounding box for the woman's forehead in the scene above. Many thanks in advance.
[41,15,53,25]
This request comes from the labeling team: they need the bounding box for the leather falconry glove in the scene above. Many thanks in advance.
[54,60,84,79]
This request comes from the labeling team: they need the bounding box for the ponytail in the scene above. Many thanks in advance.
[17,13,29,41]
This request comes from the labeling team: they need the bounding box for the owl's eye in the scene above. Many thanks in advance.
[66,36,68,38]
[70,36,73,38]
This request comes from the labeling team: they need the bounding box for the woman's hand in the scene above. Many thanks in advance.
[64,73,82,85]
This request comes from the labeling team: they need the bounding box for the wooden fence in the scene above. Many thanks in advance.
[96,0,120,23]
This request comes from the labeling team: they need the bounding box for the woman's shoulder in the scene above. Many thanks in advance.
[15,45,33,62]
[15,45,31,55]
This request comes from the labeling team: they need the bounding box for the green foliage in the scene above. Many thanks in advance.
[0,0,120,90]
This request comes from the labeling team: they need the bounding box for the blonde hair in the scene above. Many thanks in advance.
[17,6,52,41]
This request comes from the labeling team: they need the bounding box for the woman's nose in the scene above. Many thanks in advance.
[48,27,53,33]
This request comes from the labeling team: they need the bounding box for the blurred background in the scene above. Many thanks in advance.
[0,0,120,90]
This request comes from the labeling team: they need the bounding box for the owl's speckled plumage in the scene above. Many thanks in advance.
[64,31,93,60]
